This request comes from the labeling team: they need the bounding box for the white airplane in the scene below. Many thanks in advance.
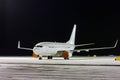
[18,24,118,60]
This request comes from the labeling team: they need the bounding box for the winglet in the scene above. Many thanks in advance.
[114,40,118,48]
[18,41,20,48]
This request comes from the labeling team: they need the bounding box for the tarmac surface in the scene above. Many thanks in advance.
[0,56,120,80]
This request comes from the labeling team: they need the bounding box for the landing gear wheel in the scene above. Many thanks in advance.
[39,57,42,60]
[48,56,53,59]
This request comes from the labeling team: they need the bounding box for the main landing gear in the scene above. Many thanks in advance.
[48,56,53,59]
[38,56,53,60]
[64,57,69,60]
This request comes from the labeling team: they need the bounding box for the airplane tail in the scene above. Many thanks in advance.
[66,24,76,45]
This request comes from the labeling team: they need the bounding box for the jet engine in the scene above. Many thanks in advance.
[62,51,69,59]
[32,52,39,58]
[85,49,89,52]
[62,51,72,59]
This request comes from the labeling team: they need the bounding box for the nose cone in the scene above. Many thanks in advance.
[32,52,39,58]
[33,47,40,54]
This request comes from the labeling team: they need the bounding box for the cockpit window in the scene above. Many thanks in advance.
[35,45,43,47]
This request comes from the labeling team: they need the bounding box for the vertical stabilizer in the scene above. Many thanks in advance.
[66,24,76,44]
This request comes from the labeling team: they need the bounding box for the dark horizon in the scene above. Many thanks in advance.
[0,0,120,56]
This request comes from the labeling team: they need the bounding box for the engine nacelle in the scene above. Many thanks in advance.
[32,52,39,58]
[62,51,72,59]
[62,51,69,59]
[77,50,81,52]
[85,49,89,52]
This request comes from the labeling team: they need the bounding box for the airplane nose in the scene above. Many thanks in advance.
[32,52,39,58]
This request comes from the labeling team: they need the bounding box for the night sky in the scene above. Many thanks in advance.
[0,0,120,56]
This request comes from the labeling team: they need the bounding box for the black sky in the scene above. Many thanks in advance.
[0,0,120,56]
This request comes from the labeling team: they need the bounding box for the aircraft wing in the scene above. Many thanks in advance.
[73,40,118,52]
[75,43,95,47]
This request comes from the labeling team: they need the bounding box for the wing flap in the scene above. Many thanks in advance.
[75,43,95,47]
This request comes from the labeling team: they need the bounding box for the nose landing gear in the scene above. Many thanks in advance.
[39,57,42,60]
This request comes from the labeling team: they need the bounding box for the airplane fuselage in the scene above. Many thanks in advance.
[33,42,75,56]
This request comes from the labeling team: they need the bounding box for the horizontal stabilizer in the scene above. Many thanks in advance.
[18,41,33,51]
